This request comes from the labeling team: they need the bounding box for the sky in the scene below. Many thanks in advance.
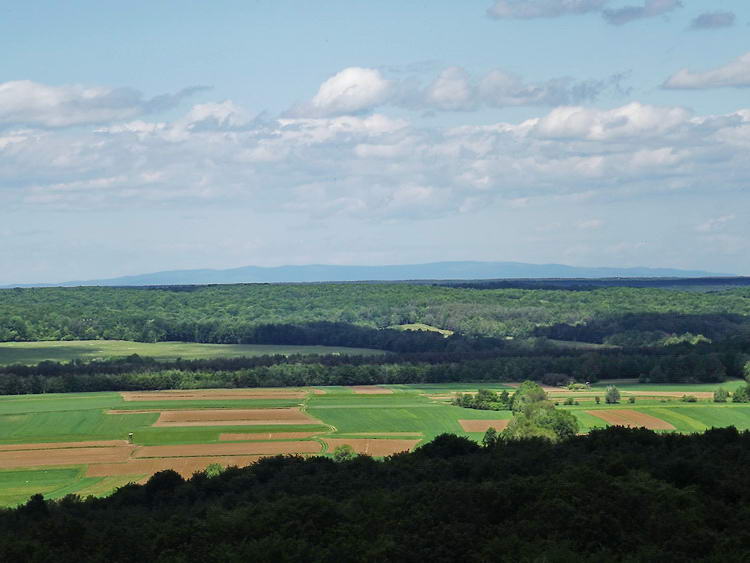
[1,0,749,284]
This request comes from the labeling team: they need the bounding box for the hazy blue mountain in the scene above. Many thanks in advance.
[4,261,731,288]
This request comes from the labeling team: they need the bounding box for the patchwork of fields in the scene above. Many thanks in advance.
[1,379,749,506]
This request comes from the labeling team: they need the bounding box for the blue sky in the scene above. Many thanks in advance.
[1,0,749,283]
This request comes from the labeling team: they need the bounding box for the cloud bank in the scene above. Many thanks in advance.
[0,81,207,129]
[689,11,735,30]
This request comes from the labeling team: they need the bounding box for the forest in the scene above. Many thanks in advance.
[1,426,750,561]
[0,283,749,393]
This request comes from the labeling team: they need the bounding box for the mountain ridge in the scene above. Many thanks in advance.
[2,261,733,288]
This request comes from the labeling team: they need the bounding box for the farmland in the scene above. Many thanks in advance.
[1,380,750,506]
[0,340,386,366]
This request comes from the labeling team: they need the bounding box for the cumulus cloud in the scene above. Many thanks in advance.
[0,81,206,128]
[4,99,750,222]
[294,67,392,117]
[602,0,682,25]
[664,52,750,89]
[689,11,735,30]
[294,66,628,115]
[487,0,605,19]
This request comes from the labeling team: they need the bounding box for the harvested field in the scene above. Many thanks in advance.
[219,432,321,441]
[350,386,393,395]
[323,438,419,456]
[86,456,263,478]
[153,408,320,427]
[586,409,676,430]
[459,419,509,432]
[346,432,423,436]
[0,445,134,469]
[121,389,307,401]
[135,441,321,458]
[0,440,128,451]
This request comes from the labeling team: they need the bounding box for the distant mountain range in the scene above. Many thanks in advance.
[3,261,733,288]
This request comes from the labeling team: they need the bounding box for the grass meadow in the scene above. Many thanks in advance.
[0,340,386,365]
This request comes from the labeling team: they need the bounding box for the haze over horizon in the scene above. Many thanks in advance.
[2,1,749,284]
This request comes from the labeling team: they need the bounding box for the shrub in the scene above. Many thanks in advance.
[605,386,620,404]
[713,388,729,403]
[333,444,356,462]
[681,395,698,403]
[564,397,575,406]
[628,396,636,404]
[594,396,601,404]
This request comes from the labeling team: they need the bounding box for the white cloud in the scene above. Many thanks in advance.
[487,0,606,19]
[0,81,205,128]
[602,0,682,26]
[3,100,750,223]
[295,66,627,116]
[664,52,750,89]
[304,67,392,117]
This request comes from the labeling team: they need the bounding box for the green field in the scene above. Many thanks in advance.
[0,340,386,365]
[1,381,750,507]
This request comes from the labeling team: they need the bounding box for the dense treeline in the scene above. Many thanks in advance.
[3,427,750,561]
[0,345,746,394]
[2,284,749,341]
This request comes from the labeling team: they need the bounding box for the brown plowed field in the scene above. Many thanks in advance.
[86,456,263,478]
[153,408,320,427]
[134,441,321,458]
[121,389,307,401]
[323,438,419,456]
[0,445,135,469]
[586,409,676,430]
[346,432,423,436]
[349,386,393,394]
[219,432,320,441]
[459,419,509,432]
[0,440,128,451]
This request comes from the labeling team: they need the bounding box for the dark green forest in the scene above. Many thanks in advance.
[2,427,750,562]
[1,284,749,393]
[1,284,749,341]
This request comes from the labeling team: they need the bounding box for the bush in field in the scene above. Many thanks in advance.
[511,381,548,412]
[333,444,356,462]
[595,396,601,404]
[732,386,750,403]
[713,388,729,403]
[605,385,621,404]
[681,395,698,403]
[628,396,636,404]
[204,463,224,478]
[564,397,575,406]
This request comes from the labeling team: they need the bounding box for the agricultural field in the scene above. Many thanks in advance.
[0,340,386,366]
[1,380,749,507]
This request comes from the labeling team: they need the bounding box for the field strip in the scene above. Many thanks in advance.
[0,440,129,451]
[219,432,321,441]
[0,445,135,469]
[134,441,322,458]
[152,407,321,427]
[646,408,706,432]
[585,409,675,430]
[459,420,509,432]
[623,391,714,399]
[344,432,423,436]
[322,438,419,456]
[349,386,394,395]
[121,390,308,401]
[86,456,264,478]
